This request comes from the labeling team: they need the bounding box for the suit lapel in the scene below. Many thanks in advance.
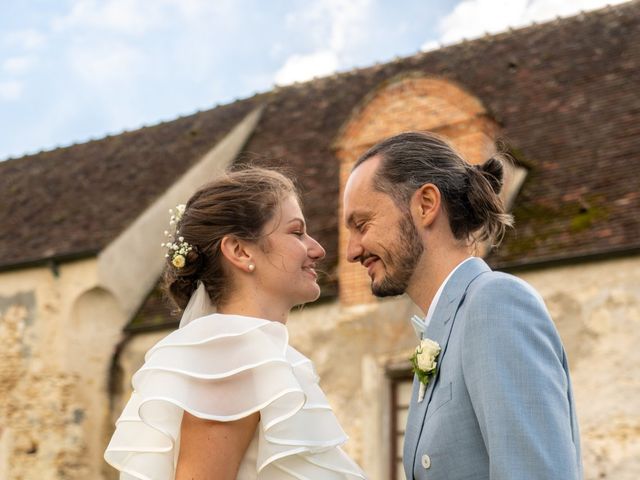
[405,258,490,475]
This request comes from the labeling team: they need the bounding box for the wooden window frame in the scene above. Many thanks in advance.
[387,365,413,480]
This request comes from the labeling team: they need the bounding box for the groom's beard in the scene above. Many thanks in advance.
[371,212,424,297]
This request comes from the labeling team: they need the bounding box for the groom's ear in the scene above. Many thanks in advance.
[412,183,441,228]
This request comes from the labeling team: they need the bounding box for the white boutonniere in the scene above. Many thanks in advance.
[410,338,441,403]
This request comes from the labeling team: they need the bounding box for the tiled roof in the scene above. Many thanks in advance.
[2,1,638,295]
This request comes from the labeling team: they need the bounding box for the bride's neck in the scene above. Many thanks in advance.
[217,294,290,324]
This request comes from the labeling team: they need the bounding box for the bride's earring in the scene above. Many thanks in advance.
[248,264,255,272]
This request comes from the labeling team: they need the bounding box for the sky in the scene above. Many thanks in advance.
[0,0,628,161]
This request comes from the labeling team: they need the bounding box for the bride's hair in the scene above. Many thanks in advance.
[162,167,298,310]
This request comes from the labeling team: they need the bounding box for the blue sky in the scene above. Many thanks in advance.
[0,0,626,160]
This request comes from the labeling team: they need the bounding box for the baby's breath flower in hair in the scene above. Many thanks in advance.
[162,204,192,269]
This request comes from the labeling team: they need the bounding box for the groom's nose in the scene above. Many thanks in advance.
[346,234,363,264]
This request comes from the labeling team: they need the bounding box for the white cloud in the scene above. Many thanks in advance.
[52,0,165,34]
[69,41,143,86]
[423,0,630,49]
[3,29,46,50]
[275,50,340,85]
[275,0,372,85]
[3,56,35,75]
[50,0,237,88]
[51,1,202,90]
[420,40,440,52]
[323,0,372,52]
[52,0,230,35]
[0,81,23,101]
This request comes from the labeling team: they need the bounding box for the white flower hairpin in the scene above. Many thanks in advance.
[161,204,193,269]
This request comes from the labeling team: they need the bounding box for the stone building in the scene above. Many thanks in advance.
[1,2,639,479]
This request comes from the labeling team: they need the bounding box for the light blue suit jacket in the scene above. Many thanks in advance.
[403,258,582,479]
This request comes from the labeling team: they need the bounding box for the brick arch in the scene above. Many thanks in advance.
[335,75,501,306]
[335,74,499,165]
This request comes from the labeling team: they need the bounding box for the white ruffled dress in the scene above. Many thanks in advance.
[104,313,367,479]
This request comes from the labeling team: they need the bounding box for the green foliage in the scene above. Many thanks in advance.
[570,205,607,232]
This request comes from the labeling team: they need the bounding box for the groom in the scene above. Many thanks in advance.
[343,132,582,479]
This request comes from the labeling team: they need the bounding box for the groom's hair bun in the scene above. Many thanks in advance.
[477,155,504,195]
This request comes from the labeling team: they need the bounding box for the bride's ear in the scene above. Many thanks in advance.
[220,236,255,273]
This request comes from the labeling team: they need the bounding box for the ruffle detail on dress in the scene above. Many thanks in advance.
[104,313,366,479]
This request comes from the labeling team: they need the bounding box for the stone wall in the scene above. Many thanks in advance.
[0,260,127,480]
[518,255,640,479]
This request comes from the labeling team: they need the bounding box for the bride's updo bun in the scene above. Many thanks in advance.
[162,167,298,310]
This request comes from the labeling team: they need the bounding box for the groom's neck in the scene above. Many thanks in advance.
[406,244,471,314]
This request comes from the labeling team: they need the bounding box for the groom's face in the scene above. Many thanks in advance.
[343,156,424,297]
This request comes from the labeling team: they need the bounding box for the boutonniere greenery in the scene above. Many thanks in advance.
[410,338,441,402]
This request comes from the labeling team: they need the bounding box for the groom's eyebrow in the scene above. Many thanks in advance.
[345,213,356,228]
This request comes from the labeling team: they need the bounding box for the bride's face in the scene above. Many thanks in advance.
[253,194,326,307]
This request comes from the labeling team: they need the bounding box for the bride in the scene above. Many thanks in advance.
[104,167,367,479]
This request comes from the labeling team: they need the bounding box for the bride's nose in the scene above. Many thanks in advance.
[307,236,326,260]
